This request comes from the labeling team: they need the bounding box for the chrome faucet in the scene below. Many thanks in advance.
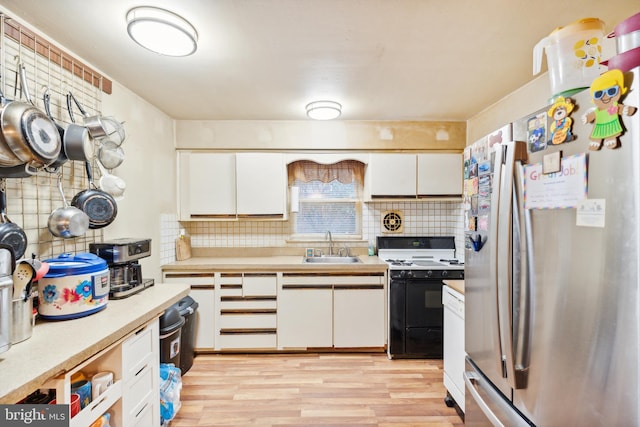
[325,230,333,256]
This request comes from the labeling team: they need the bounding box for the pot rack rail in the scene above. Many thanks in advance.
[0,13,107,260]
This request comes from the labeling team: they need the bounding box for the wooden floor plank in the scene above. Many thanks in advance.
[169,353,464,427]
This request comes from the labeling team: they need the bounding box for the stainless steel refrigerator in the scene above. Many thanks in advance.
[463,65,640,426]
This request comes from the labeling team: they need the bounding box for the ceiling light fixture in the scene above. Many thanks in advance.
[306,101,342,120]
[126,6,198,57]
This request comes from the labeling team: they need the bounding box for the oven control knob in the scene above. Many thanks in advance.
[406,270,414,278]
[442,270,449,277]
[426,270,433,278]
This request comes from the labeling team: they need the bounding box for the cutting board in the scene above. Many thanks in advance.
[175,236,192,261]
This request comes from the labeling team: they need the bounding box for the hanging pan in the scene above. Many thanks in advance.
[0,180,27,259]
[65,93,94,161]
[71,162,117,229]
[68,91,107,139]
[0,63,62,169]
[48,175,89,238]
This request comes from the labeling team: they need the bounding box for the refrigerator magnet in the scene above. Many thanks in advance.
[547,96,575,145]
[543,151,562,174]
[582,69,637,150]
[576,199,606,227]
[527,112,547,152]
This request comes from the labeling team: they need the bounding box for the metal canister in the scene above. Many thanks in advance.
[0,246,14,354]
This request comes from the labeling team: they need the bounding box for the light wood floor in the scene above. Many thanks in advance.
[170,353,464,427]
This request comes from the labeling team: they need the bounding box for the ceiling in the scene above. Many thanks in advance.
[0,0,637,121]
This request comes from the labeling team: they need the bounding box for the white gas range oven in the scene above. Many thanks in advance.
[377,236,464,359]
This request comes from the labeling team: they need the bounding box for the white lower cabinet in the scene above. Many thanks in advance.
[162,272,216,350]
[46,318,160,427]
[216,273,278,350]
[278,273,386,349]
[334,286,385,348]
[443,285,465,412]
[278,279,333,349]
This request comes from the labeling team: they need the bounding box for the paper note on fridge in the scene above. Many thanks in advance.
[524,153,587,209]
[576,199,606,228]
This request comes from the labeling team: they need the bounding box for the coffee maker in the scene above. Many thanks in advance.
[89,238,154,299]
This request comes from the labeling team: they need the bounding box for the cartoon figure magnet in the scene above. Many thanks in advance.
[547,96,575,145]
[582,69,637,150]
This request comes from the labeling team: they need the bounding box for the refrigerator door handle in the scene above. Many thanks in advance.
[513,161,532,389]
[464,365,533,427]
[497,141,528,389]
[489,142,505,376]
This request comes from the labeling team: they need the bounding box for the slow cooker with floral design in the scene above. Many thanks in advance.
[38,253,109,320]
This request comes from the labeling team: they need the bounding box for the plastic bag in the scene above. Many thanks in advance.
[159,363,182,424]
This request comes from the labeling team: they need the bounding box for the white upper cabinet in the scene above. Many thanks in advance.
[368,154,417,197]
[178,151,236,220]
[177,151,286,220]
[367,153,462,200]
[417,153,462,197]
[236,153,286,217]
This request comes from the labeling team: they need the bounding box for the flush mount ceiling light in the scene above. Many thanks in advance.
[126,6,198,57]
[306,101,342,120]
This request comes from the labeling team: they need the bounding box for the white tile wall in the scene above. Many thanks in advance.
[159,200,465,263]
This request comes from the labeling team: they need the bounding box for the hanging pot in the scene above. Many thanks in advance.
[68,92,107,139]
[0,163,38,179]
[0,180,27,259]
[65,93,94,161]
[0,64,61,168]
[71,162,117,229]
[48,176,89,238]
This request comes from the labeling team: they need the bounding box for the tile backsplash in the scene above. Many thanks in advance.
[160,200,465,264]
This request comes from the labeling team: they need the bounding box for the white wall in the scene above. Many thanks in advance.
[101,82,175,281]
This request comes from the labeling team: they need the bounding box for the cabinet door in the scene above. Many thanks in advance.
[189,287,216,349]
[236,153,285,217]
[333,286,385,348]
[178,152,236,219]
[369,154,417,197]
[278,285,332,348]
[162,272,216,350]
[417,153,462,196]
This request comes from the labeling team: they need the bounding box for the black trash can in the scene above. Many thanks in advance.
[175,296,199,375]
[159,306,185,368]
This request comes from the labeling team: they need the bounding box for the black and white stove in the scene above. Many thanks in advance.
[378,236,464,359]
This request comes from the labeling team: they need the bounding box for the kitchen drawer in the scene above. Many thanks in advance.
[217,332,277,349]
[122,361,154,415]
[219,297,277,310]
[121,322,157,381]
[219,313,277,329]
[443,287,465,318]
[163,272,214,286]
[127,393,156,427]
[70,380,122,427]
[219,285,243,296]
[243,274,277,296]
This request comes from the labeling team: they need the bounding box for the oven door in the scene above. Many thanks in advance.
[405,278,444,357]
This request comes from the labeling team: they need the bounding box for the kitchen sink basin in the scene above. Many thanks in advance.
[303,256,362,264]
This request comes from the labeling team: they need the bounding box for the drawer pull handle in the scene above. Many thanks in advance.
[135,365,146,377]
[90,395,109,411]
[135,401,149,418]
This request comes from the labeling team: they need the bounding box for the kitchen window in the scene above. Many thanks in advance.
[288,160,364,239]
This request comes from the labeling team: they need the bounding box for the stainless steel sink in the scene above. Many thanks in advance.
[303,256,362,264]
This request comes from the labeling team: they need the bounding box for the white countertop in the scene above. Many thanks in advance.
[0,283,190,404]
